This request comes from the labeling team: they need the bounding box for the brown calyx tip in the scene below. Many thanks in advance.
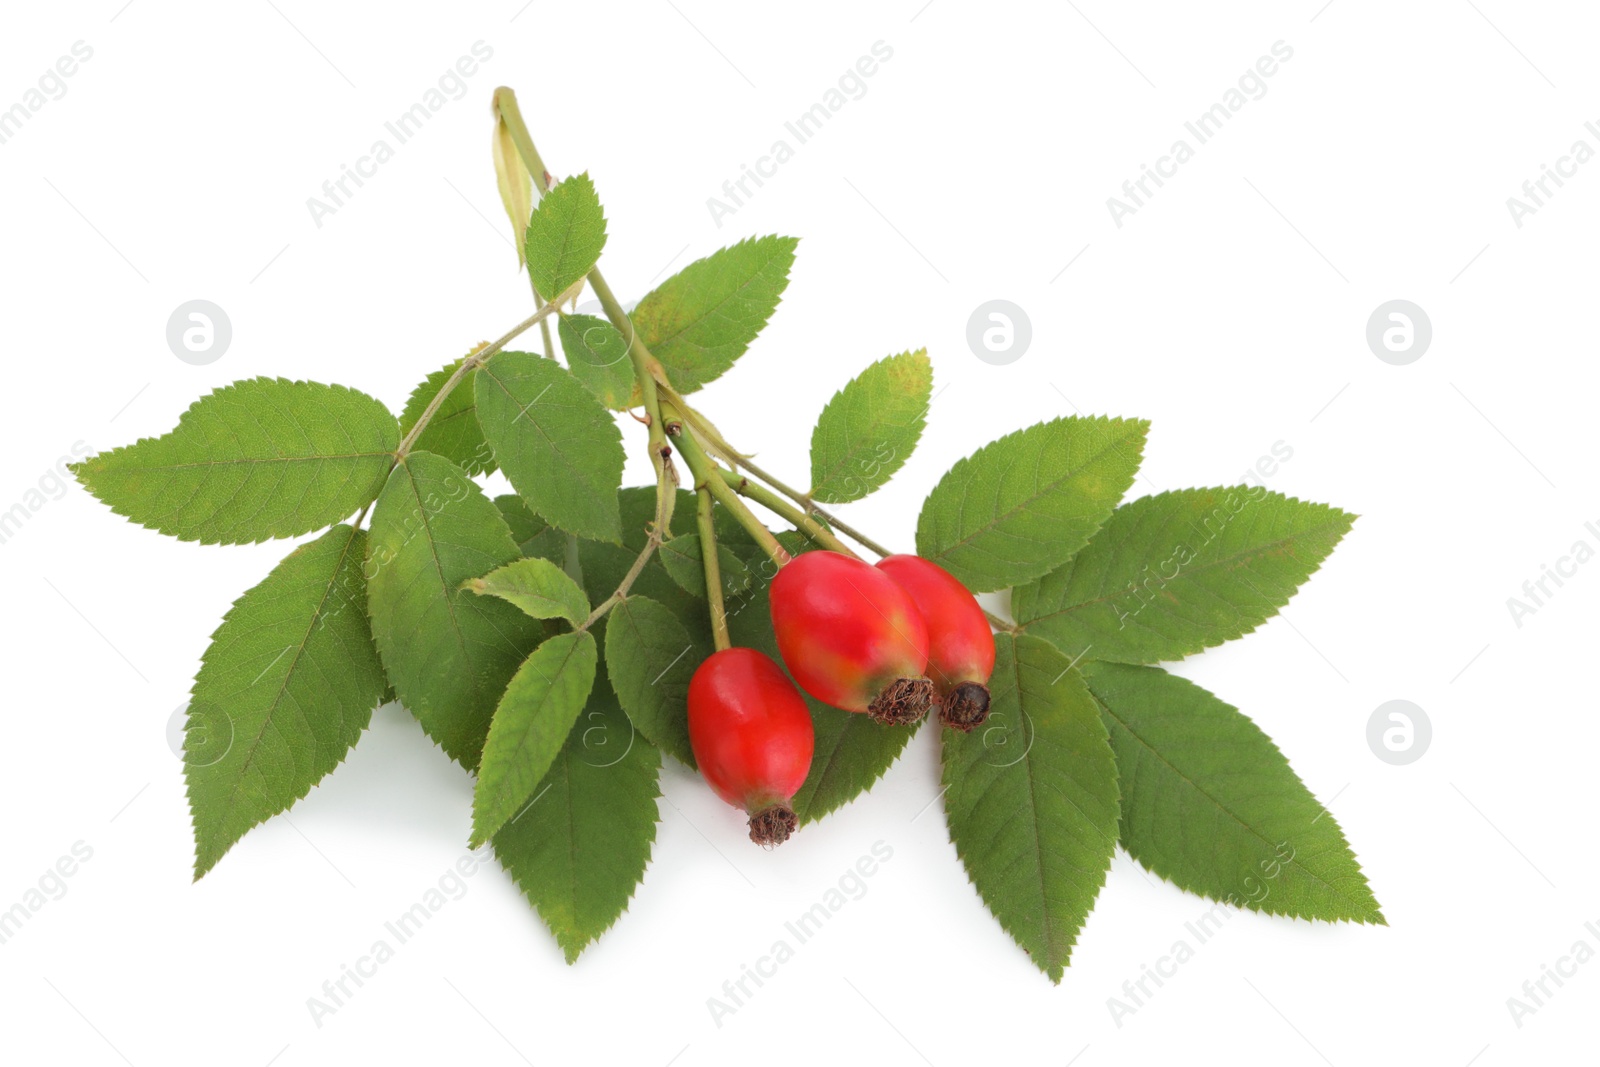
[747,804,798,848]
[867,677,934,726]
[939,682,992,732]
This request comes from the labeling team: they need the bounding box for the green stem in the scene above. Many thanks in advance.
[590,267,675,532]
[691,412,1013,632]
[742,461,893,557]
[496,87,675,535]
[578,528,663,632]
[497,89,1007,634]
[656,380,741,460]
[506,181,573,583]
[985,609,1017,633]
[506,104,556,363]
[395,291,574,460]
[663,391,892,558]
[716,466,857,558]
[493,88,554,195]
[528,281,556,361]
[666,404,789,567]
[496,86,675,540]
[539,316,556,361]
[696,486,731,651]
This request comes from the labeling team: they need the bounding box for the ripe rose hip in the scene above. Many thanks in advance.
[769,550,933,725]
[688,647,816,846]
[875,554,996,731]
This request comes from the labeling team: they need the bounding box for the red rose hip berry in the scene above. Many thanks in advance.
[770,550,934,725]
[688,647,816,846]
[875,554,996,731]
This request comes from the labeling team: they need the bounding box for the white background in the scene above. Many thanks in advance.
[2,2,1596,1064]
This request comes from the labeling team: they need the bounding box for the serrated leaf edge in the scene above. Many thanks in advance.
[1079,662,1386,925]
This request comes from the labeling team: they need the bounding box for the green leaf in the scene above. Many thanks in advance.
[1013,487,1356,664]
[72,378,398,545]
[659,534,753,600]
[942,633,1120,982]
[630,235,798,394]
[466,557,590,626]
[493,672,661,963]
[559,314,636,411]
[472,631,599,846]
[1080,662,1384,923]
[577,488,698,624]
[366,452,542,768]
[794,712,921,826]
[475,350,625,543]
[809,350,932,504]
[493,495,567,566]
[524,172,607,301]
[915,415,1148,593]
[186,524,385,878]
[398,356,494,476]
[604,596,705,768]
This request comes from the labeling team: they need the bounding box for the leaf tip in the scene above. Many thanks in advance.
[191,850,219,883]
